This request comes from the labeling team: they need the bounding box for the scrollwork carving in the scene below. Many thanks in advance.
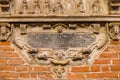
[72,49,91,61]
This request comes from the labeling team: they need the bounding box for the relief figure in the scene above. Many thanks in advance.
[20,0,28,14]
[44,0,52,14]
[66,1,73,14]
[54,0,64,14]
[76,0,84,13]
[92,0,101,14]
[34,0,41,14]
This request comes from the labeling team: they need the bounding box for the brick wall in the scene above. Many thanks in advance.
[0,40,120,80]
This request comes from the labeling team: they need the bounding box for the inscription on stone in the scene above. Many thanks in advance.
[27,33,96,50]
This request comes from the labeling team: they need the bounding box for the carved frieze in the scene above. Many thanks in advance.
[2,0,120,16]
[0,0,110,16]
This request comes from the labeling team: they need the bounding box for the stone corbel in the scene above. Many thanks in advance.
[109,23,120,40]
[0,23,12,41]
[53,65,66,78]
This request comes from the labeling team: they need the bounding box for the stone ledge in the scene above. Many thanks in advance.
[0,16,120,22]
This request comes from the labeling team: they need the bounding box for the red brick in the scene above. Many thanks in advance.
[86,73,100,78]
[112,59,120,64]
[67,74,85,79]
[19,73,30,78]
[0,72,18,78]
[111,66,120,71]
[104,45,120,53]
[1,53,19,57]
[39,73,53,79]
[0,47,14,51]
[101,73,118,78]
[72,67,89,72]
[8,58,24,65]
[0,42,10,46]
[91,66,100,72]
[28,66,33,71]
[119,73,120,78]
[38,74,46,78]
[110,40,120,45]
[86,73,118,78]
[0,65,14,71]
[44,73,53,79]
[99,53,118,58]
[31,73,37,78]
[101,66,109,72]
[94,59,111,64]
[34,66,49,71]
[0,58,7,64]
[16,66,27,71]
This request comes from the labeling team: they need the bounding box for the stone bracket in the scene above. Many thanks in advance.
[109,23,120,41]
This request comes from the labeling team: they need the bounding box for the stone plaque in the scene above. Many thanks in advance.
[27,33,95,50]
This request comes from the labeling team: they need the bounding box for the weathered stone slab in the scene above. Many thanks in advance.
[27,33,95,50]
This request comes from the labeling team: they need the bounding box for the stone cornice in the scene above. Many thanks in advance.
[0,16,120,22]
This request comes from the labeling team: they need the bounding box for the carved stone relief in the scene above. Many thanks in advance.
[53,65,67,78]
[0,0,110,16]
[11,23,108,66]
[0,0,119,79]
[90,0,108,15]
[0,23,12,41]
[7,22,109,78]
[109,23,120,40]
